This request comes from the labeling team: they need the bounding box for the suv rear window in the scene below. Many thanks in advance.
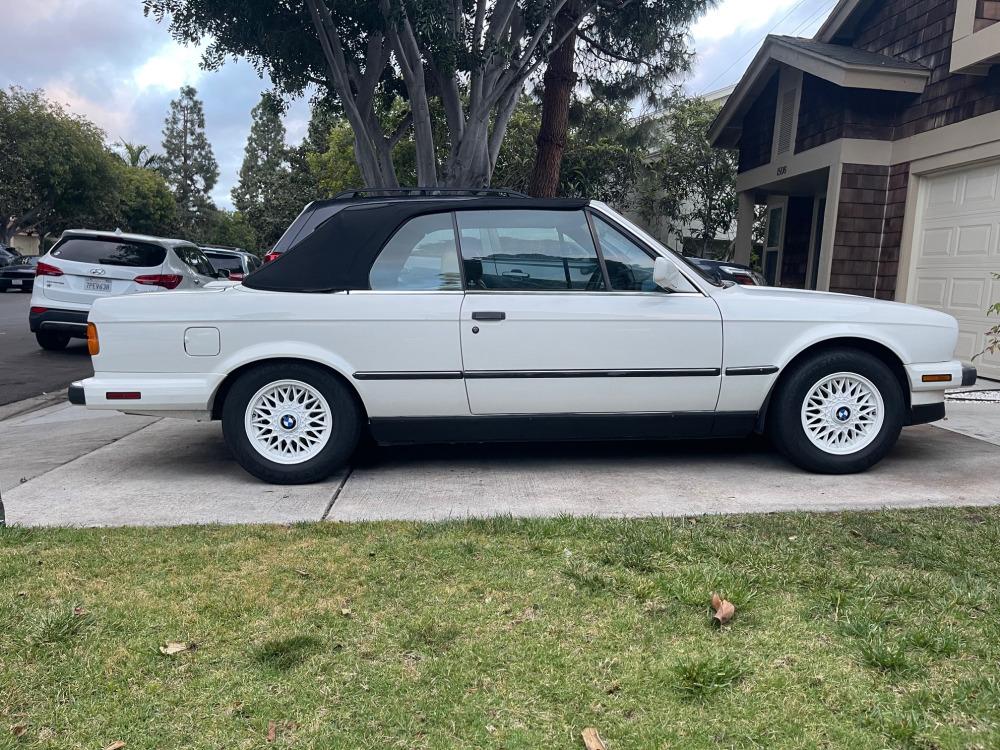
[204,253,244,272]
[50,237,166,268]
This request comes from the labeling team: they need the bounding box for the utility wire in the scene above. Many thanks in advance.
[697,0,827,94]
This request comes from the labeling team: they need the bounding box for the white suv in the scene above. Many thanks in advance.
[29,230,222,350]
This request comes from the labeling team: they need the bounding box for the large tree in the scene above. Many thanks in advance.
[635,94,738,257]
[114,165,178,236]
[528,0,714,197]
[231,94,295,248]
[159,85,219,233]
[144,0,682,189]
[0,87,119,245]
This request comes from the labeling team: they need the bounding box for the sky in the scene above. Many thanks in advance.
[2,0,833,210]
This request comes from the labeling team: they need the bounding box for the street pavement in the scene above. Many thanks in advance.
[0,292,93,406]
[2,394,999,527]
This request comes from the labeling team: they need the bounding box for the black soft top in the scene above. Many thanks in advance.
[243,197,589,293]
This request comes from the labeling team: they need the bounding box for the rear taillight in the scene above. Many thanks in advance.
[87,323,100,356]
[263,252,281,264]
[35,261,64,277]
[229,272,245,281]
[30,306,48,314]
[134,274,182,290]
[732,272,756,285]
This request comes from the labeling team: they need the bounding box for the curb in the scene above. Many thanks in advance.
[0,390,68,423]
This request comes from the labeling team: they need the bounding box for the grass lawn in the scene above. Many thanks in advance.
[2,508,1000,749]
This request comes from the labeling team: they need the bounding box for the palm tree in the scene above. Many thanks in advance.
[115,140,162,170]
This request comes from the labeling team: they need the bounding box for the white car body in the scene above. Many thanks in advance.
[29,230,221,344]
[71,199,972,480]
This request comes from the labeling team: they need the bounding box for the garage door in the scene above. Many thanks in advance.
[911,161,1000,380]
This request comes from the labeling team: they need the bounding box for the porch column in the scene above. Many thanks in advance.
[734,191,755,265]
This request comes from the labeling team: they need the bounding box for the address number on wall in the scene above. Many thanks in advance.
[776,166,788,177]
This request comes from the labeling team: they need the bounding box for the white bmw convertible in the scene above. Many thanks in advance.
[69,190,975,484]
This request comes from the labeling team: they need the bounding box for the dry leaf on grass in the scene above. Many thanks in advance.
[294,569,310,578]
[9,724,27,738]
[104,742,126,750]
[710,593,735,625]
[267,721,277,743]
[582,727,608,750]
[159,642,195,656]
[72,606,87,617]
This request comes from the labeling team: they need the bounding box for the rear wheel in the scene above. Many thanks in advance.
[36,330,70,351]
[768,348,904,474]
[221,362,361,484]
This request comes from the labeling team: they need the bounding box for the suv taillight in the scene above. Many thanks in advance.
[263,251,281,264]
[35,261,64,277]
[134,274,182,289]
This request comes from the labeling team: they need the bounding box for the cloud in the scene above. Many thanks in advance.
[134,41,208,91]
[691,0,806,42]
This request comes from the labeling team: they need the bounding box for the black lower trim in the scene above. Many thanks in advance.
[354,368,721,381]
[465,368,721,379]
[908,402,946,426]
[368,411,758,445]
[354,371,462,381]
[68,383,86,406]
[962,365,978,387]
[725,366,779,376]
[28,307,89,337]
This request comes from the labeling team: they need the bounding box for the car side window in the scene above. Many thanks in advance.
[456,209,605,291]
[177,246,215,277]
[369,213,462,291]
[592,215,660,292]
[593,215,699,294]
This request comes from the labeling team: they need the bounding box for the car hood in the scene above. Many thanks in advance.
[715,284,957,329]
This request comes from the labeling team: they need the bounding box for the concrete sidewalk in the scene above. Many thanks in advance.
[2,393,998,527]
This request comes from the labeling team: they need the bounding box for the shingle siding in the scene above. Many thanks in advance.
[829,162,909,300]
[852,0,1000,139]
[738,74,779,173]
[796,74,899,152]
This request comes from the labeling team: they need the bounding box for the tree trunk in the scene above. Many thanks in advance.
[527,2,579,198]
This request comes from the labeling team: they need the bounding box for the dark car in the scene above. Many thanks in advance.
[199,246,261,281]
[0,246,25,268]
[686,257,765,286]
[0,256,39,293]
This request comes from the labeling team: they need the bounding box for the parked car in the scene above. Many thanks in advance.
[687,257,765,286]
[30,230,226,351]
[0,256,39,292]
[70,189,974,484]
[200,246,261,281]
[0,246,25,268]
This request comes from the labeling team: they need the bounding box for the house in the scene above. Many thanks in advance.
[710,0,1000,379]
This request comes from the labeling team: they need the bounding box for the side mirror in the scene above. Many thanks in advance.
[653,257,687,292]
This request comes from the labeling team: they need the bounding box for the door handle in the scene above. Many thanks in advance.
[472,311,506,321]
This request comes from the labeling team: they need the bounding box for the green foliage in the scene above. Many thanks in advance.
[160,85,219,233]
[0,87,120,243]
[494,96,643,204]
[306,121,363,196]
[196,209,259,252]
[114,140,162,170]
[636,94,738,258]
[113,164,178,236]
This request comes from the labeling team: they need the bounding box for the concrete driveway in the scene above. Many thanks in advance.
[3,396,999,527]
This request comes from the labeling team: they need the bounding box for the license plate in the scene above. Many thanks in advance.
[10,279,21,287]
[84,278,112,293]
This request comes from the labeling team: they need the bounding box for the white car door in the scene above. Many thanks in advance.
[458,208,723,415]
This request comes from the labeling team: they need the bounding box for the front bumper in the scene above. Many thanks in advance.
[904,360,976,391]
[961,364,978,387]
[29,307,89,337]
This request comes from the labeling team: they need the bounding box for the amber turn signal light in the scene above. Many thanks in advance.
[921,374,952,383]
[87,323,100,356]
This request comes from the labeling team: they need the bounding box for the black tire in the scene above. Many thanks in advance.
[35,330,71,351]
[768,348,905,474]
[221,362,362,484]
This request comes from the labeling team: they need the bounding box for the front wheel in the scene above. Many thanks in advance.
[221,362,362,484]
[768,349,905,474]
